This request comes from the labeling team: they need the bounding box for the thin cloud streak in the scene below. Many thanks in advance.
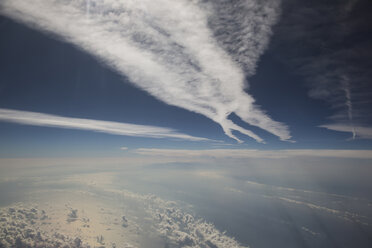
[134,148,372,159]
[320,123,372,140]
[0,0,291,143]
[341,76,356,139]
[0,108,209,141]
[273,0,372,136]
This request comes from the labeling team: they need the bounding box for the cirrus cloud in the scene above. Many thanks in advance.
[0,0,291,143]
[0,108,209,141]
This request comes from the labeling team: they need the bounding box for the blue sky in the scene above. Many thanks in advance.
[0,0,372,158]
[1,2,372,248]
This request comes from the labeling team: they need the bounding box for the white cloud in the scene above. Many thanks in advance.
[0,0,291,143]
[0,108,209,141]
[320,123,372,140]
[113,190,248,248]
[341,76,356,139]
[0,205,89,248]
[0,187,249,248]
[273,2,372,132]
[134,148,372,159]
[151,204,247,248]
[120,147,129,151]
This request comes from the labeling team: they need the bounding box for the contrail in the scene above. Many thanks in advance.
[86,0,90,17]
[342,76,356,139]
[0,0,291,143]
[0,108,210,141]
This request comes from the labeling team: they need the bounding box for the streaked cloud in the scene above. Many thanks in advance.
[134,148,372,159]
[320,123,372,140]
[0,0,291,143]
[273,0,372,133]
[341,76,356,139]
[0,108,209,141]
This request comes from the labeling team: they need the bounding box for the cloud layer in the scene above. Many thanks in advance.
[0,108,208,141]
[320,123,372,140]
[134,148,372,159]
[0,188,248,248]
[0,0,291,143]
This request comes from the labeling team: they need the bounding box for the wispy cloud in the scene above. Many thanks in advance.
[320,123,372,140]
[134,148,372,159]
[341,76,356,139]
[0,108,209,141]
[272,0,372,137]
[0,0,291,143]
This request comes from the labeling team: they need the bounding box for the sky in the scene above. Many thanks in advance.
[0,0,371,157]
[1,1,372,248]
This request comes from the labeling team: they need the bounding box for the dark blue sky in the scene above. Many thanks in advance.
[0,0,372,157]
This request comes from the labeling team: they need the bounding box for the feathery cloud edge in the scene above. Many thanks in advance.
[0,108,210,141]
[0,0,291,143]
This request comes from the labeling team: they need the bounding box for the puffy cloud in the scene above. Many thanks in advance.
[0,205,90,248]
[0,187,249,248]
[115,191,248,248]
[67,208,78,222]
[122,216,129,228]
[0,108,209,141]
[0,0,291,143]
[151,206,247,248]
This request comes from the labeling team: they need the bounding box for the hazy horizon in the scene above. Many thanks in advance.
[1,0,372,247]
